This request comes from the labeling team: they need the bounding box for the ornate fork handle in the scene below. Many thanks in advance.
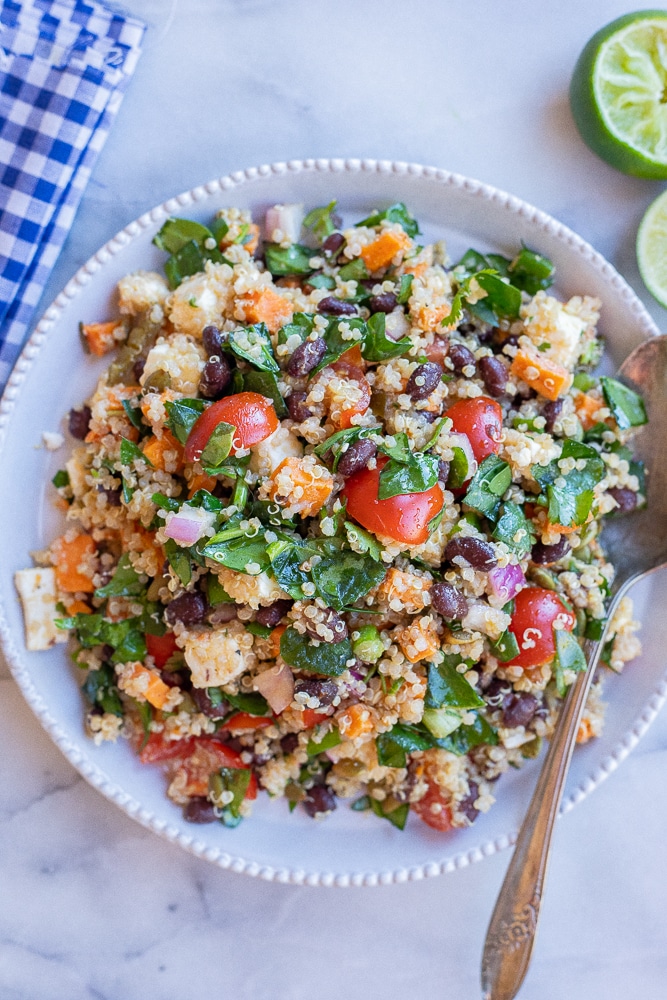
[481,633,605,1000]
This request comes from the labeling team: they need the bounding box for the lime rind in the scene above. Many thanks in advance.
[570,10,667,179]
[637,189,667,308]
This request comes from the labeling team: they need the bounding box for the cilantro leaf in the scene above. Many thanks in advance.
[279,627,353,677]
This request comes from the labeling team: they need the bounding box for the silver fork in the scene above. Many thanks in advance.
[481,335,667,1000]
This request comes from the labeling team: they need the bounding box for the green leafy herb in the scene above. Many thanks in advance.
[600,377,648,430]
[584,616,607,641]
[205,573,233,606]
[245,621,272,639]
[376,723,433,768]
[164,398,207,445]
[378,432,439,499]
[209,767,251,819]
[94,554,144,599]
[361,312,411,362]
[200,518,271,575]
[310,546,387,610]
[239,369,287,418]
[368,796,409,830]
[56,612,155,664]
[121,399,144,431]
[344,522,383,562]
[338,257,369,282]
[507,245,555,294]
[447,446,473,489]
[492,501,536,557]
[164,538,192,586]
[425,658,484,710]
[303,200,338,240]
[224,691,270,716]
[81,663,123,716]
[532,440,605,529]
[463,455,512,520]
[200,421,235,468]
[227,322,279,373]
[52,469,69,489]
[436,713,498,755]
[552,627,587,696]
[356,202,419,238]
[264,243,314,276]
[120,436,152,468]
[396,273,414,304]
[153,217,229,288]
[279,627,353,677]
[277,311,315,345]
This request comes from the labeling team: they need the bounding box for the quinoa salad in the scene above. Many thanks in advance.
[16,198,648,833]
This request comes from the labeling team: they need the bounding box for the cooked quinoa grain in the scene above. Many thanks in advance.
[17,199,646,834]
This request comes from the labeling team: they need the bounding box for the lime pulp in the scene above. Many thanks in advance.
[637,188,667,308]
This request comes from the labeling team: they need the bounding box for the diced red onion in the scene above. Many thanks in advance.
[265,204,304,245]
[488,563,526,603]
[385,308,411,341]
[254,663,294,715]
[164,506,216,546]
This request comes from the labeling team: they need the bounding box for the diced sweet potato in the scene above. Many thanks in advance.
[239,288,293,332]
[337,703,376,739]
[377,567,432,615]
[510,349,572,401]
[80,321,121,357]
[187,472,218,497]
[574,391,604,431]
[360,231,410,272]
[415,304,452,333]
[397,616,440,663]
[121,662,173,710]
[267,456,334,517]
[52,534,96,593]
[142,430,183,471]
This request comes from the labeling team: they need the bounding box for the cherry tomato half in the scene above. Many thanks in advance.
[446,396,503,463]
[184,392,278,463]
[412,782,454,832]
[169,736,258,800]
[145,631,179,669]
[342,455,444,547]
[330,359,371,430]
[505,586,576,670]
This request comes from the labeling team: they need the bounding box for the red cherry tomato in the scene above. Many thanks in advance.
[330,359,371,430]
[184,392,278,463]
[139,732,196,764]
[446,396,503,463]
[301,708,331,728]
[505,586,576,670]
[342,455,444,547]
[169,736,258,800]
[412,782,454,832]
[145,631,179,669]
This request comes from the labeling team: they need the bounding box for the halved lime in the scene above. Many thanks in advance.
[637,188,667,307]
[570,10,667,179]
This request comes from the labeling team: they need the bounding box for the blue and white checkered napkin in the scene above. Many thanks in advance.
[0,0,145,390]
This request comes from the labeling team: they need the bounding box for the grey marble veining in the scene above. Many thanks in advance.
[2,2,667,997]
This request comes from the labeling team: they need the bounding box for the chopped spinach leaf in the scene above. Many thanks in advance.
[264,242,314,276]
[94,553,144,599]
[396,273,414,304]
[279,627,352,677]
[227,322,279,373]
[376,723,433,768]
[153,217,229,288]
[507,245,555,294]
[165,398,207,445]
[120,436,152,468]
[361,311,411,362]
[337,257,369,282]
[200,420,235,469]
[81,663,123,716]
[435,712,498,755]
[463,455,512,520]
[164,538,193,586]
[492,501,536,557]
[356,202,419,238]
[209,767,250,818]
[532,440,605,529]
[489,629,520,662]
[224,690,270,716]
[378,432,439,499]
[425,658,484,710]
[306,727,342,756]
[552,627,587,696]
[121,399,144,431]
[303,200,338,241]
[277,311,315,345]
[52,469,69,489]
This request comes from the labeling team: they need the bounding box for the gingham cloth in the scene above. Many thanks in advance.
[0,0,145,391]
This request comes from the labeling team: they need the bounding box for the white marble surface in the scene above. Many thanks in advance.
[2,1,667,997]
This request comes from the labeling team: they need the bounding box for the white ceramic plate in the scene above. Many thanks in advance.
[1,159,666,887]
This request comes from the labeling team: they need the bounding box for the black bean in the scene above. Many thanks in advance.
[68,405,91,440]
[208,603,238,625]
[287,390,313,422]
[405,362,443,400]
[191,686,228,719]
[316,296,357,317]
[430,582,468,620]
[448,342,476,373]
[199,357,232,399]
[255,599,293,629]
[101,486,122,506]
[321,232,345,256]
[165,591,208,626]
[302,783,336,817]
[184,797,218,824]
[337,438,377,477]
[444,535,498,569]
[304,608,348,643]
[368,292,397,313]
[478,356,508,397]
[280,733,299,754]
[457,322,477,335]
[531,537,570,564]
[483,676,513,707]
[437,459,450,483]
[160,669,185,689]
[458,782,480,823]
[287,337,327,376]
[608,486,638,514]
[502,693,539,729]
[132,357,146,382]
[295,677,339,707]
[202,324,224,358]
[542,398,563,433]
